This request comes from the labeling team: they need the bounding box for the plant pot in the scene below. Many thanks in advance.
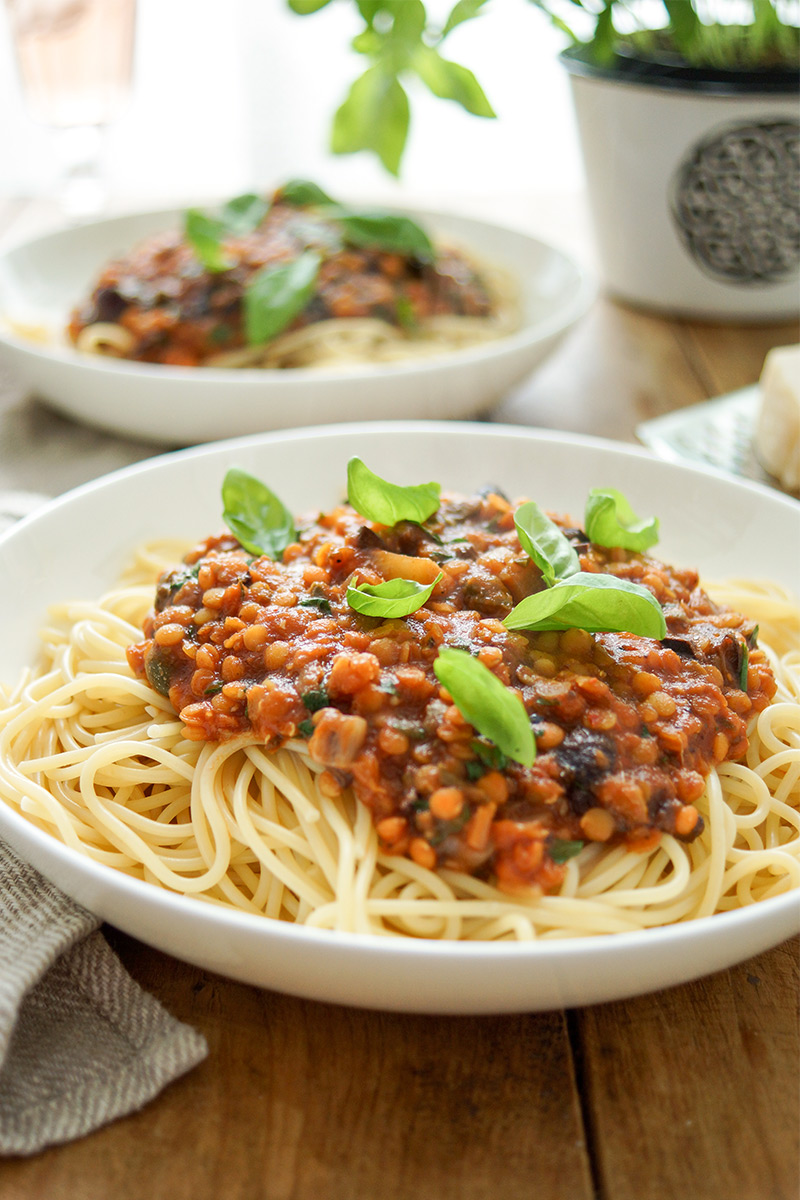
[562,48,800,321]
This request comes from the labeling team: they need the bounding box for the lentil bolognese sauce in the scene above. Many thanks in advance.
[125,478,775,897]
[1,460,798,940]
[67,181,517,369]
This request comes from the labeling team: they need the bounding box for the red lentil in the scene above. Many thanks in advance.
[127,489,776,895]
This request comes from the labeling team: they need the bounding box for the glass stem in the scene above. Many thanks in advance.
[52,124,107,222]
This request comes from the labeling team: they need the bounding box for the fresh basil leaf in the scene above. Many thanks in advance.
[244,250,321,345]
[221,467,296,559]
[220,193,269,233]
[346,573,441,619]
[471,739,508,771]
[503,572,667,639]
[298,596,332,615]
[441,0,492,38]
[298,719,315,738]
[184,209,236,273]
[347,457,441,525]
[284,213,343,254]
[184,194,269,272]
[288,1,333,16]
[433,648,536,767]
[144,648,173,697]
[337,211,434,261]
[279,179,336,207]
[550,839,584,864]
[331,66,410,177]
[514,501,580,587]
[301,688,329,712]
[585,488,659,552]
[412,45,496,117]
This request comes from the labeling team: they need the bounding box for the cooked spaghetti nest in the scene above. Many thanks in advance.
[1,544,798,941]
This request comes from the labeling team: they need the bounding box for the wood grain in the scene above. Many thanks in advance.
[1,933,595,1200]
[572,937,800,1200]
[676,319,800,399]
[495,299,708,441]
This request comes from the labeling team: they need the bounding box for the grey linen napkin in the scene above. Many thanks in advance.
[0,838,208,1155]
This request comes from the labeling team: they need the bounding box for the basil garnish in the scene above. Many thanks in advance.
[471,740,509,772]
[550,839,584,864]
[433,648,536,767]
[184,193,269,272]
[336,211,434,261]
[503,572,667,638]
[301,688,329,713]
[244,250,321,346]
[280,179,433,259]
[585,488,659,553]
[346,457,441,526]
[184,210,236,273]
[220,193,270,233]
[346,573,441,619]
[298,596,332,615]
[221,467,296,559]
[279,179,336,207]
[739,640,749,691]
[514,501,580,586]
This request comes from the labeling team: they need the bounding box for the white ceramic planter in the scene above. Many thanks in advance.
[564,54,800,321]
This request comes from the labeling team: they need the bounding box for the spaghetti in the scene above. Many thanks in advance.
[0,529,798,942]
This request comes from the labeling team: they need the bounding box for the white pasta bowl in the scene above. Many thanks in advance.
[0,422,798,1014]
[0,208,593,445]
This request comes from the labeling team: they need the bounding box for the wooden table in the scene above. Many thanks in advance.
[0,197,798,1200]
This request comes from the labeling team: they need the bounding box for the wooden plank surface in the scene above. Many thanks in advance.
[2,933,597,1200]
[574,938,799,1200]
[0,196,797,1199]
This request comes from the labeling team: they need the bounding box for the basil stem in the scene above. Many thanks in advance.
[221,467,296,559]
[503,572,667,639]
[433,648,536,768]
[739,640,750,691]
[346,457,441,526]
[346,573,441,619]
[585,488,659,553]
[244,250,321,346]
[514,500,580,586]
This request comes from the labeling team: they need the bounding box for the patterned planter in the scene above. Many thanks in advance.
[563,50,799,321]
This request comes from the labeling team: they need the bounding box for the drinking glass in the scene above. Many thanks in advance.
[5,0,137,220]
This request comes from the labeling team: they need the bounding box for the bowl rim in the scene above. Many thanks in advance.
[0,204,597,382]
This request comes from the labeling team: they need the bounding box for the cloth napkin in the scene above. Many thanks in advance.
[0,838,208,1156]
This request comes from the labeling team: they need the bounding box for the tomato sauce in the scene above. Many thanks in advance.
[68,201,493,367]
[127,490,776,895]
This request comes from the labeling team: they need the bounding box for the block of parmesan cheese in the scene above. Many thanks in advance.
[754,344,800,492]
